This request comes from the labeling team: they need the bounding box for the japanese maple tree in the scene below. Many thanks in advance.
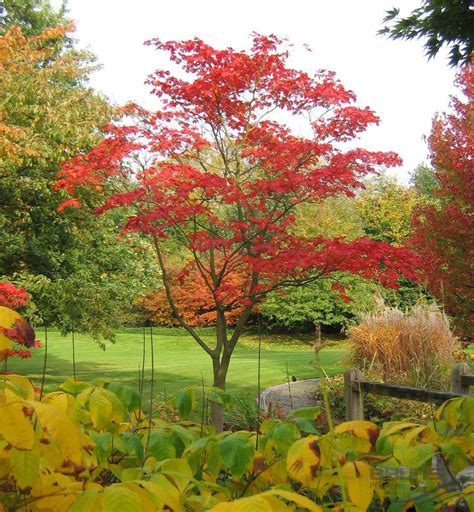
[56,35,418,430]
[411,64,473,335]
[142,261,246,327]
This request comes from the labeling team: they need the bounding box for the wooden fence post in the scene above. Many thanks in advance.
[451,363,470,395]
[344,368,364,421]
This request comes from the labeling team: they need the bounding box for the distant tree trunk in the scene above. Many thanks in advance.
[314,322,322,352]
[210,350,231,432]
[210,312,233,431]
[314,322,322,343]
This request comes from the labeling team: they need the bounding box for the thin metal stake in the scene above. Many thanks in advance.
[71,323,76,380]
[256,314,262,450]
[39,324,48,400]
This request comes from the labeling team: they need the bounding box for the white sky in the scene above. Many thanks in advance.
[60,0,457,183]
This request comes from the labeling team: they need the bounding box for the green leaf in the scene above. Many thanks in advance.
[107,382,140,412]
[68,490,100,512]
[93,432,113,464]
[401,443,435,468]
[120,467,143,482]
[157,458,193,493]
[60,380,91,395]
[290,416,319,434]
[10,449,39,488]
[440,442,468,473]
[412,494,437,512]
[219,433,255,477]
[460,397,474,428]
[267,420,300,454]
[147,430,176,461]
[376,435,393,456]
[207,388,232,407]
[175,388,194,419]
[121,432,144,464]
[287,406,321,419]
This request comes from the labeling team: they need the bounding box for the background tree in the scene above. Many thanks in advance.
[261,277,376,334]
[356,175,435,311]
[56,35,419,430]
[260,195,372,333]
[410,163,440,197]
[411,65,473,334]
[356,175,420,246]
[0,23,156,339]
[0,0,66,36]
[379,0,474,67]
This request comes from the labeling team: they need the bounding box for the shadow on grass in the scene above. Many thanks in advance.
[5,335,343,399]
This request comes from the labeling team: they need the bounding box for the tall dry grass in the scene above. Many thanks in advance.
[348,303,457,389]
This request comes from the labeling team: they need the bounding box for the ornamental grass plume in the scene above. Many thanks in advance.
[348,302,457,389]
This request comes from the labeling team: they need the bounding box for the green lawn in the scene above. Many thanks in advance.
[6,328,346,399]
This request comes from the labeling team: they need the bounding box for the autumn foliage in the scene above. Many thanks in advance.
[56,35,419,418]
[411,65,473,334]
[0,282,37,361]
[142,262,247,327]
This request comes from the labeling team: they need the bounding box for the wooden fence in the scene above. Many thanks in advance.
[344,363,474,421]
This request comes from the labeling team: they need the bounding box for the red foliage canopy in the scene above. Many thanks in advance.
[0,282,28,309]
[411,65,473,334]
[0,282,38,361]
[55,35,418,343]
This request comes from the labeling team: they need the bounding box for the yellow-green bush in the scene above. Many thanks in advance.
[0,372,473,511]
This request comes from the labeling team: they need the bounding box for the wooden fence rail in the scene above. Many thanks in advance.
[344,363,472,421]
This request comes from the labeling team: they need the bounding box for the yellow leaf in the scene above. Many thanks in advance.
[147,475,183,511]
[158,457,193,493]
[125,479,181,511]
[210,489,322,512]
[211,496,273,512]
[341,461,373,510]
[67,489,101,512]
[31,471,74,498]
[309,471,338,498]
[4,375,36,401]
[103,484,145,512]
[42,391,76,414]
[28,400,92,467]
[0,402,34,449]
[34,482,83,511]
[87,387,124,429]
[262,489,322,511]
[0,336,12,361]
[381,422,420,437]
[0,306,21,329]
[89,388,113,429]
[0,306,19,360]
[286,435,321,486]
[334,420,379,446]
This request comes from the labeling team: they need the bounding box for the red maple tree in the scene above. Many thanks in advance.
[411,64,473,335]
[56,35,418,429]
[142,261,246,327]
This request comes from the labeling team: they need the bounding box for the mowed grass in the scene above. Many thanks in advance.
[7,328,346,399]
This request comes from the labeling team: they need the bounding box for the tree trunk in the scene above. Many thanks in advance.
[210,352,231,432]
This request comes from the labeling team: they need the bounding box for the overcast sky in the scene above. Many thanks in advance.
[60,0,457,183]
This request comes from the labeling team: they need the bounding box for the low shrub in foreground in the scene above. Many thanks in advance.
[0,374,473,511]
